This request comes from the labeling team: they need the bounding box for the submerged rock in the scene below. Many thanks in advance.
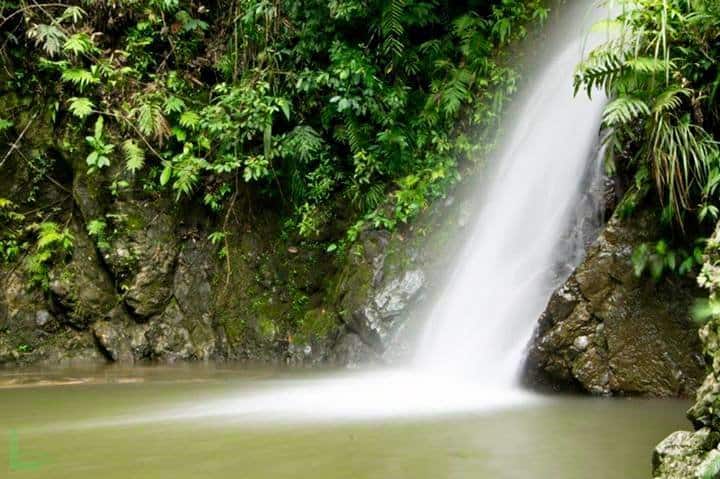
[525,209,705,397]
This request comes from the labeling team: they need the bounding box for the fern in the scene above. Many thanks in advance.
[164,96,186,114]
[437,68,473,116]
[68,97,95,118]
[179,111,200,130]
[27,24,66,57]
[574,50,625,97]
[63,33,96,56]
[61,69,100,91]
[653,86,691,115]
[381,0,406,58]
[25,222,73,289]
[59,6,86,24]
[134,101,169,142]
[122,140,145,173]
[602,96,651,127]
[285,126,324,163]
[626,56,671,74]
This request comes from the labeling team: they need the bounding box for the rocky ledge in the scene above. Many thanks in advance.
[525,208,705,397]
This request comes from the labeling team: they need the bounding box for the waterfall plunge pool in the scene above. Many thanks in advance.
[0,364,688,478]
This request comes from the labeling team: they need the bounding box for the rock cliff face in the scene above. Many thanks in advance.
[0,93,467,366]
[525,208,705,397]
[653,223,720,478]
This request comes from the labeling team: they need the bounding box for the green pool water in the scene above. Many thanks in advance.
[0,364,690,479]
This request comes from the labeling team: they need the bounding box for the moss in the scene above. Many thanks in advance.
[124,213,147,233]
[298,307,337,343]
[258,318,278,340]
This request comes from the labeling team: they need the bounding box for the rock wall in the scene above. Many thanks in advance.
[653,223,720,478]
[0,90,472,367]
[525,208,705,397]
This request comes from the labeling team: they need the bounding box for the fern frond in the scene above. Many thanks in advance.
[122,140,145,173]
[68,97,95,118]
[179,111,200,130]
[286,126,324,163]
[626,56,672,74]
[574,50,625,97]
[438,68,473,116]
[63,32,96,56]
[27,24,66,57]
[653,86,691,115]
[602,96,650,127]
[381,0,406,58]
[61,69,100,91]
[164,96,186,114]
[134,102,170,143]
[60,6,86,23]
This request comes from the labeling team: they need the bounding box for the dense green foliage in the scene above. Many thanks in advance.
[1,0,547,249]
[576,0,720,280]
[576,0,720,228]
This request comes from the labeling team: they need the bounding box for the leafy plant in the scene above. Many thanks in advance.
[25,222,74,289]
[87,219,110,252]
[68,97,94,119]
[0,199,25,263]
[85,117,114,172]
[575,0,720,226]
[121,140,145,174]
[2,0,549,250]
[631,240,704,280]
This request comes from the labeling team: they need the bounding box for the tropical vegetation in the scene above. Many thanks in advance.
[0,0,549,268]
[575,0,720,279]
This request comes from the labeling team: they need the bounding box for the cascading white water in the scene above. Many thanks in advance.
[98,1,613,426]
[414,11,607,384]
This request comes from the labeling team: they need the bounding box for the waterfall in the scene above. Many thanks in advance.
[122,0,612,425]
[413,4,607,383]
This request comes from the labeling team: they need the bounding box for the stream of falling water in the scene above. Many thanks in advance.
[413,14,607,384]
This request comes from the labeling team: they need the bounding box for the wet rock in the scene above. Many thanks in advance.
[0,336,17,363]
[343,268,425,355]
[35,330,104,365]
[573,335,589,351]
[92,320,134,362]
[95,200,180,319]
[330,332,381,367]
[2,268,49,346]
[48,218,117,329]
[526,209,704,397]
[653,429,720,478]
[144,296,216,361]
[334,231,390,351]
[35,310,51,328]
[172,237,215,324]
[374,270,425,318]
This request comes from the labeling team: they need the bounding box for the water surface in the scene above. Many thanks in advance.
[0,365,689,478]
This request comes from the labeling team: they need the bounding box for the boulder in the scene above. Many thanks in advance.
[525,209,705,396]
[333,230,426,354]
[653,429,720,478]
[329,332,381,367]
